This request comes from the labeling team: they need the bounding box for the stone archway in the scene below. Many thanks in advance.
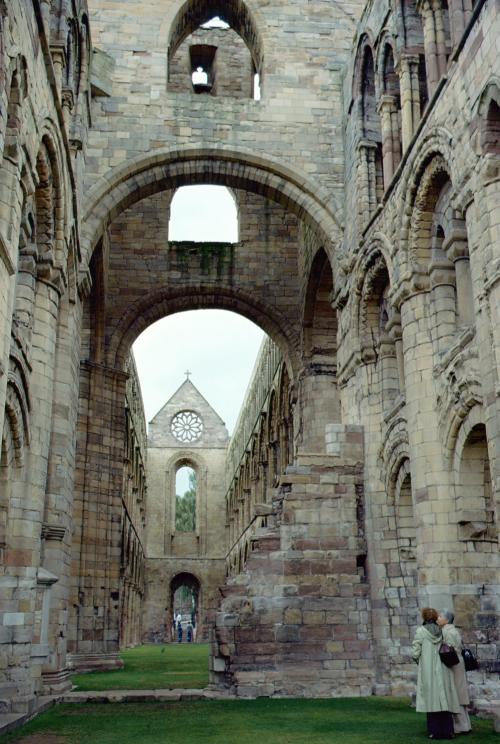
[81,147,341,267]
[71,147,327,671]
[170,572,202,642]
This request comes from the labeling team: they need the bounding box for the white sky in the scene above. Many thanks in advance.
[133,309,264,434]
[132,185,265,451]
[169,185,238,242]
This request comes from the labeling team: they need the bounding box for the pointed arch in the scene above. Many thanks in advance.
[303,247,337,364]
[168,0,263,72]
[477,80,500,155]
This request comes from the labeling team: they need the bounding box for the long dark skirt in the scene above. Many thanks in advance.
[426,711,454,739]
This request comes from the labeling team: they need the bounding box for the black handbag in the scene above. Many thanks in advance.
[462,647,479,671]
[439,642,460,667]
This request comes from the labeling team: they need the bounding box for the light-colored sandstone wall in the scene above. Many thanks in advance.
[169,26,254,98]
[143,379,229,642]
[0,0,499,717]
[81,0,366,233]
[338,0,500,699]
[0,0,92,712]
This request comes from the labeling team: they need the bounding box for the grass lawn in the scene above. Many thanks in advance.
[71,644,209,691]
[0,697,497,744]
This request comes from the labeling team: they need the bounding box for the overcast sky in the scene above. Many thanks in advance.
[132,185,265,438]
[133,309,264,434]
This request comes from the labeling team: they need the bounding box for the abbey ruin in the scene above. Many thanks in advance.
[0,0,499,717]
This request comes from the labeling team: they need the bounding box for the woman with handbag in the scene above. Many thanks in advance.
[412,607,460,739]
[437,610,472,736]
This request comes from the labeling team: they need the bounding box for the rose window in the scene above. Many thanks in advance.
[171,410,203,443]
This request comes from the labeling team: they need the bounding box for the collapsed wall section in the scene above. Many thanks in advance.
[213,429,372,697]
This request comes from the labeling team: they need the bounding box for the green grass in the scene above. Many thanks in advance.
[1,698,497,744]
[71,644,209,691]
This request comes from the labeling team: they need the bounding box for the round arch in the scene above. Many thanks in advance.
[110,285,301,380]
[170,571,201,641]
[81,147,341,268]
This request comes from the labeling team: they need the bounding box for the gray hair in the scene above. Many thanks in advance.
[441,609,455,624]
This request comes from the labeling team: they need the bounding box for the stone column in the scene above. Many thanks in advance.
[429,258,456,354]
[358,140,374,231]
[378,95,401,188]
[39,0,51,37]
[399,288,454,604]
[444,228,474,327]
[41,283,85,694]
[448,0,472,48]
[397,55,421,151]
[68,362,128,672]
[418,0,440,96]
[61,89,74,134]
[432,0,449,78]
[49,46,66,98]
[388,313,405,391]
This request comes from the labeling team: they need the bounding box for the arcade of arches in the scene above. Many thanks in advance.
[0,0,499,717]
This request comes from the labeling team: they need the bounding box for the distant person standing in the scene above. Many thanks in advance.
[177,620,183,643]
[191,610,197,642]
[187,625,193,643]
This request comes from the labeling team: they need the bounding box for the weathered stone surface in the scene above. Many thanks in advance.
[0,0,499,716]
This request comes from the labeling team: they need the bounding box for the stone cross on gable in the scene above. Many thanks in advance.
[185,369,192,380]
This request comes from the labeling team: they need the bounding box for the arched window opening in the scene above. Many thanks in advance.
[168,3,261,99]
[365,265,391,339]
[175,464,197,532]
[303,248,337,364]
[483,98,500,154]
[380,44,402,183]
[419,168,473,334]
[301,248,340,446]
[423,171,458,342]
[382,45,399,97]
[457,424,494,541]
[357,45,384,218]
[361,48,380,142]
[360,253,403,406]
[396,472,417,568]
[418,55,428,111]
[170,573,200,642]
[168,185,238,242]
[384,459,419,670]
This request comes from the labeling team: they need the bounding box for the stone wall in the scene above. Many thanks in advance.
[338,0,500,700]
[143,379,228,643]
[169,26,254,99]
[0,0,91,712]
[0,0,499,716]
